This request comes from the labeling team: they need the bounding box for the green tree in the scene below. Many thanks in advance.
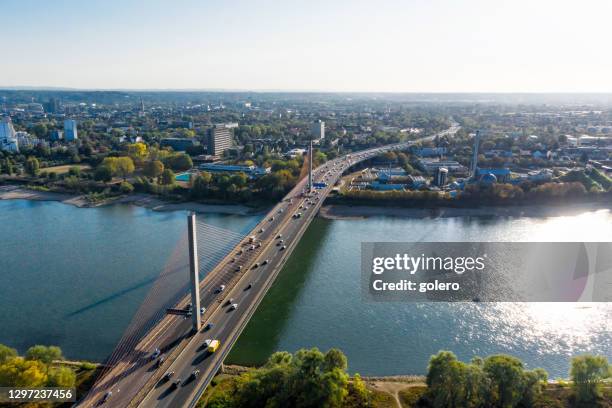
[165,153,193,172]
[160,169,175,185]
[0,344,17,364]
[143,160,164,179]
[570,355,610,403]
[483,354,525,408]
[25,157,40,176]
[26,345,63,365]
[47,366,76,388]
[32,123,48,138]
[94,165,112,182]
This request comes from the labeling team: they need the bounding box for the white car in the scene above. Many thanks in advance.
[204,339,212,347]
[230,303,238,310]
[217,285,226,293]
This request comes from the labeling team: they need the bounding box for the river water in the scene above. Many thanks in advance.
[0,199,610,377]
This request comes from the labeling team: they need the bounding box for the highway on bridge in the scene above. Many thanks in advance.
[80,124,459,408]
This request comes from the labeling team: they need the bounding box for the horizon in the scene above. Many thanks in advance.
[2,0,612,92]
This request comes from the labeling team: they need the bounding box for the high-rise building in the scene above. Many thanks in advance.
[311,120,325,140]
[434,167,448,186]
[64,119,78,141]
[207,124,233,156]
[0,117,19,152]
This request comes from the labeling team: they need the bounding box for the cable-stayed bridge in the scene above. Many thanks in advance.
[78,124,459,408]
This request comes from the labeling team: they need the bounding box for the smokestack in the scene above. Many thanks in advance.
[470,130,481,179]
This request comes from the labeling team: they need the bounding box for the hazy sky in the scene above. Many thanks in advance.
[2,0,612,92]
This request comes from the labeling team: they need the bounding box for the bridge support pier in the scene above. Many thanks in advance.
[188,212,201,331]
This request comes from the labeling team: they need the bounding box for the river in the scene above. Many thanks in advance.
[0,199,610,377]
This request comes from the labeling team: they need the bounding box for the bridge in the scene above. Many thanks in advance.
[79,125,459,408]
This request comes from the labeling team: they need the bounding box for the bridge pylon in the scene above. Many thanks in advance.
[187,212,201,331]
[308,138,313,192]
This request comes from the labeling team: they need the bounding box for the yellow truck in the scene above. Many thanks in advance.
[207,339,220,353]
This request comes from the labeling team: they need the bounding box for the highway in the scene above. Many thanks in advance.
[79,124,459,408]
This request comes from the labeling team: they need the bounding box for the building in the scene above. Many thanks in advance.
[0,117,19,152]
[199,163,270,177]
[476,167,511,183]
[311,120,325,140]
[50,130,63,141]
[207,124,233,157]
[160,138,198,152]
[64,119,78,141]
[418,158,468,175]
[434,167,449,186]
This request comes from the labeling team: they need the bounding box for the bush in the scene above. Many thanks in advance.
[119,181,134,194]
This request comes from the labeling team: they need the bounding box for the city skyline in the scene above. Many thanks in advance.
[2,0,612,92]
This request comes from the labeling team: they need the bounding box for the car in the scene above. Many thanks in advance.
[269,217,274,221]
[236,265,243,272]
[156,355,165,368]
[252,263,259,269]
[245,283,252,290]
[151,348,161,360]
[237,250,243,255]
[278,208,284,213]
[102,391,112,403]
[225,298,234,305]
[191,369,200,379]
[259,228,265,233]
[203,322,214,331]
[262,259,269,265]
[257,242,262,247]
[230,303,238,310]
[203,339,212,347]
[280,245,287,250]
[164,371,175,381]
[250,245,255,250]
[230,258,235,263]
[216,285,226,293]
[171,379,181,389]
[200,307,206,315]
[276,241,282,246]
[276,234,282,239]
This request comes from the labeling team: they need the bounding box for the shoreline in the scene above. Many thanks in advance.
[319,202,612,220]
[0,186,264,216]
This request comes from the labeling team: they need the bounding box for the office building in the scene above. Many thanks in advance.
[160,138,198,152]
[311,120,325,140]
[64,119,78,141]
[0,117,19,152]
[207,124,233,157]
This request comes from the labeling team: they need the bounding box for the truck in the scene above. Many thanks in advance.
[207,339,220,353]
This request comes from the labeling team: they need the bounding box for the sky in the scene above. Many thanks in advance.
[2,0,612,92]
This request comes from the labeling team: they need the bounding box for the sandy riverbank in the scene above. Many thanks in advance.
[319,202,612,220]
[0,187,262,215]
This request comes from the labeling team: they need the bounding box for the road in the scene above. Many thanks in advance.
[79,123,460,408]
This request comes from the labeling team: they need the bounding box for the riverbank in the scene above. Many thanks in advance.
[320,202,612,220]
[0,186,263,215]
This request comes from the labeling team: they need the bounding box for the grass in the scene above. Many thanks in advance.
[42,164,91,175]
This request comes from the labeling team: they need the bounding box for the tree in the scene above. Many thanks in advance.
[25,157,40,176]
[32,123,48,138]
[483,354,525,408]
[160,169,175,185]
[570,355,610,403]
[143,160,164,179]
[127,142,148,163]
[25,345,63,365]
[94,165,112,182]
[47,366,76,387]
[115,156,135,179]
[165,153,193,172]
[0,357,47,387]
[68,166,81,177]
[0,344,17,364]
